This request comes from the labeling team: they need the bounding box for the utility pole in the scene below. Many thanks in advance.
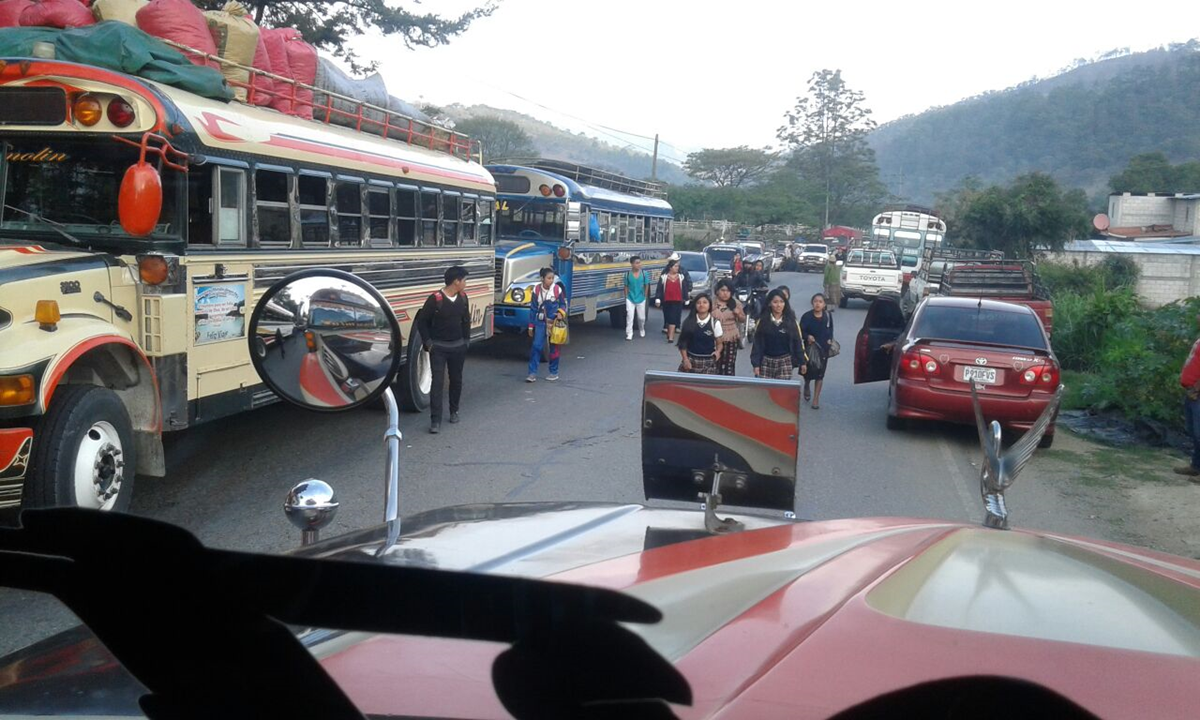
[651,133,660,182]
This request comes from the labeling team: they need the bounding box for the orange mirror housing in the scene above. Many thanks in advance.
[118,162,162,237]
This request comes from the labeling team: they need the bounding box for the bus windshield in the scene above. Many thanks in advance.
[495,200,565,241]
[1,138,180,238]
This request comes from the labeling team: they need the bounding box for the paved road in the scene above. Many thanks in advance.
[0,271,1102,654]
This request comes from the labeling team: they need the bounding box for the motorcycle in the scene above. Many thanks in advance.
[735,286,768,347]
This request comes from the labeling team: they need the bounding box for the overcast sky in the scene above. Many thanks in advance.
[356,0,1193,165]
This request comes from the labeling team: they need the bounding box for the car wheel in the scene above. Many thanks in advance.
[1038,432,1054,449]
[397,331,432,412]
[24,385,136,511]
[838,294,848,309]
[885,413,905,431]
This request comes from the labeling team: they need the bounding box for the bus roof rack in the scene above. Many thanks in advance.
[159,40,479,162]
[502,158,667,199]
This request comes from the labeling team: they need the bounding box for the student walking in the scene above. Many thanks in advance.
[654,259,691,343]
[799,292,835,409]
[711,279,745,375]
[624,256,651,340]
[676,294,723,374]
[526,267,567,383]
[751,289,806,380]
[416,265,472,434]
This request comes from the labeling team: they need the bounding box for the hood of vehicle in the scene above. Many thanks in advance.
[1,504,1197,719]
[0,242,100,271]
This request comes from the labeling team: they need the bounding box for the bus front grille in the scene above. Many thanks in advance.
[494,257,505,290]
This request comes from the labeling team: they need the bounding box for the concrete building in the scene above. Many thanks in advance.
[1047,240,1200,307]
[1106,193,1200,240]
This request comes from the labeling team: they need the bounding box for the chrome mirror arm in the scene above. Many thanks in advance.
[376,387,402,558]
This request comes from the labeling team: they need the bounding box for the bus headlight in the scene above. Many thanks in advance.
[510,288,525,303]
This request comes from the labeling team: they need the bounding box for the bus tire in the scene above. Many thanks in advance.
[397,333,432,413]
[24,385,136,512]
[609,304,626,329]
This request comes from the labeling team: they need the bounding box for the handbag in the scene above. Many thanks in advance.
[550,317,569,345]
[825,313,840,357]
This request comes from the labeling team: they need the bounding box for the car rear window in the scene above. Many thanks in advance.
[913,305,1047,349]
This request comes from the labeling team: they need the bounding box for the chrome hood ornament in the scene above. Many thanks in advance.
[970,383,1063,530]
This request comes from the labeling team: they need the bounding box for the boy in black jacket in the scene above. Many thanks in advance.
[416,266,471,433]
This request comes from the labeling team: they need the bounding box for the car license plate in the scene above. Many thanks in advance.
[961,366,998,384]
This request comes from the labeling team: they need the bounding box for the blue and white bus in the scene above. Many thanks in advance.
[488,161,674,332]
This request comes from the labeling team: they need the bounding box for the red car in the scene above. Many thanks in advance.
[854,296,1060,446]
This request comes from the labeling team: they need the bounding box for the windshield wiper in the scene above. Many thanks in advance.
[2,204,88,248]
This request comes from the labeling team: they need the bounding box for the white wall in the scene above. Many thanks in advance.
[1043,249,1200,308]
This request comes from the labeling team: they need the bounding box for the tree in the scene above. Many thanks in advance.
[200,0,499,73]
[452,116,537,163]
[777,69,884,228]
[1110,153,1174,193]
[957,173,1091,257]
[683,146,778,188]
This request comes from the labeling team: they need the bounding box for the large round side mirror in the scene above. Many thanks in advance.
[248,269,402,412]
[118,161,162,236]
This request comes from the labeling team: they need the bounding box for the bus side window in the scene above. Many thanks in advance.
[461,196,477,245]
[637,216,647,244]
[187,167,213,245]
[335,181,363,246]
[367,186,391,246]
[298,174,330,246]
[442,192,460,246]
[255,168,291,247]
[598,212,609,243]
[478,197,493,245]
[396,187,418,246]
[665,219,673,245]
[216,168,247,247]
[420,190,440,246]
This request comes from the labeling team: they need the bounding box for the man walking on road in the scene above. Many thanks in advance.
[823,254,842,308]
[416,266,471,434]
[624,256,650,340]
[1175,313,1200,480]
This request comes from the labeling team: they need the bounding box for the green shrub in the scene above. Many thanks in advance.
[1039,257,1138,298]
[1051,285,1139,372]
[1074,296,1200,426]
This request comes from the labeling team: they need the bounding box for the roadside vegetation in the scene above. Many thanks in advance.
[1043,256,1197,428]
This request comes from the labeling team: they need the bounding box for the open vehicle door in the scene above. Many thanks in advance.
[854,296,907,384]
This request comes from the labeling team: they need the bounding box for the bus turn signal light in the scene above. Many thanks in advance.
[107,98,136,128]
[35,300,60,330]
[0,375,34,406]
[73,94,102,126]
[138,255,169,285]
[538,184,552,197]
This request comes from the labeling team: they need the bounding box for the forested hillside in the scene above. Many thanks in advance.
[443,104,689,185]
[870,42,1200,204]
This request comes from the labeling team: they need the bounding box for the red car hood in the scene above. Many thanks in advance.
[1,504,1196,718]
[312,506,1200,720]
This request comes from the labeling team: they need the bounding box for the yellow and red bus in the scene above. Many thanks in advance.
[0,52,495,511]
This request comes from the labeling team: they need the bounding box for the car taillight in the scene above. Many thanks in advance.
[107,97,135,128]
[900,351,939,377]
[1019,364,1060,387]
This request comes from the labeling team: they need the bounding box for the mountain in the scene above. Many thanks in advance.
[869,41,1200,204]
[441,104,690,185]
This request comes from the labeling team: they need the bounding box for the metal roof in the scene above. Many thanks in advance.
[1062,239,1200,254]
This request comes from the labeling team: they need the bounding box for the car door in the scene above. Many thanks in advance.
[854,297,907,384]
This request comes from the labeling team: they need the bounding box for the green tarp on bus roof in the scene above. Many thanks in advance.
[0,22,233,101]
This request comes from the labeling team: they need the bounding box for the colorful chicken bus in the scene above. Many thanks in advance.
[869,205,947,278]
[487,160,673,331]
[0,50,496,511]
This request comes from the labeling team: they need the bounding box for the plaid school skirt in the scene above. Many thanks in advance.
[680,352,718,374]
[760,354,793,380]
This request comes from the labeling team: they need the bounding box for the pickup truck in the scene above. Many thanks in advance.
[798,243,830,272]
[839,248,903,308]
[937,260,1054,335]
[903,247,1004,315]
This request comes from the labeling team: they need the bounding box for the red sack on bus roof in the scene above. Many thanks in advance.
[248,33,274,107]
[18,0,94,28]
[0,0,36,27]
[136,0,218,69]
[261,27,315,119]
